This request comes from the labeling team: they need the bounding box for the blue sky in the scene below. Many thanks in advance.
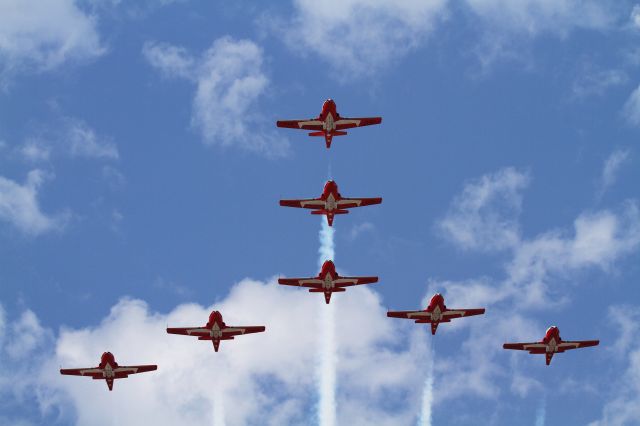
[1,1,640,425]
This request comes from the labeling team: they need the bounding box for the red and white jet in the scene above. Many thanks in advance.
[280,180,381,226]
[503,326,599,365]
[276,99,382,148]
[166,310,265,352]
[278,259,378,304]
[60,352,157,391]
[387,293,485,335]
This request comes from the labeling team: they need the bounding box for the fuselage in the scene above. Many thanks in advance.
[206,310,226,338]
[320,180,341,211]
[543,326,561,353]
[99,352,118,378]
[319,260,338,289]
[426,293,446,321]
[319,99,338,132]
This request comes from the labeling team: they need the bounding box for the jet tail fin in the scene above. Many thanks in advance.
[431,322,439,335]
[545,352,553,365]
[106,378,114,391]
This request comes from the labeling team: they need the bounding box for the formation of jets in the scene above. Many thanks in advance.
[60,99,599,392]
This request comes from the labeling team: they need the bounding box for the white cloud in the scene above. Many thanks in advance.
[631,4,640,29]
[572,69,628,99]
[19,139,51,162]
[0,279,431,425]
[16,117,118,162]
[277,1,619,76]
[279,0,448,75]
[598,149,631,197]
[0,0,104,86]
[589,306,640,426]
[465,0,615,37]
[623,84,640,126]
[144,37,289,157]
[0,170,68,236]
[507,202,640,305]
[437,167,530,252]
[66,118,119,159]
[348,222,375,241]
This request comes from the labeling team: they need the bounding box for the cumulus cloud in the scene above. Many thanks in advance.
[0,0,104,87]
[0,170,68,236]
[144,37,289,157]
[277,1,620,76]
[437,167,530,252]
[279,0,448,76]
[0,278,431,425]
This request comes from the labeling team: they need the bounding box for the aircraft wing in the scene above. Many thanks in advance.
[335,116,382,130]
[114,365,157,375]
[503,342,547,352]
[441,308,486,319]
[222,326,266,337]
[280,198,325,209]
[276,119,324,131]
[556,340,600,351]
[336,197,382,209]
[387,310,432,320]
[278,277,323,288]
[60,367,103,377]
[166,327,210,337]
[333,276,378,287]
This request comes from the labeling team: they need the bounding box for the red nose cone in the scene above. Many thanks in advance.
[545,326,560,341]
[429,293,444,309]
[101,352,114,363]
[209,310,222,324]
[321,260,336,275]
[323,99,336,111]
[324,180,338,194]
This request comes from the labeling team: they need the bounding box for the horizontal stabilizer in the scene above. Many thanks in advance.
[309,288,345,293]
[308,131,325,137]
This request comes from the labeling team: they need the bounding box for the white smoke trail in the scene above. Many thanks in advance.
[535,397,546,426]
[213,383,225,426]
[318,218,335,268]
[419,343,434,426]
[212,357,225,426]
[318,218,336,426]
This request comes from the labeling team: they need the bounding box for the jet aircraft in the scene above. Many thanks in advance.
[60,352,157,391]
[387,293,485,335]
[167,310,265,352]
[278,259,378,304]
[280,180,381,226]
[276,99,382,148]
[503,326,599,365]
